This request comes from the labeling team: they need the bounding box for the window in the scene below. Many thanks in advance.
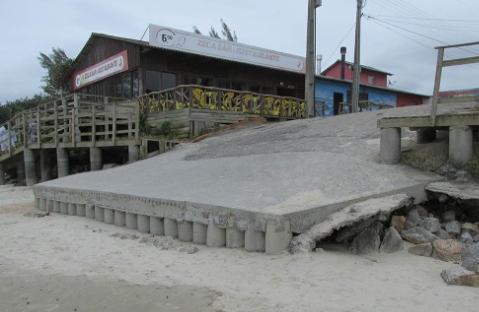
[145,71,177,92]
[368,75,376,85]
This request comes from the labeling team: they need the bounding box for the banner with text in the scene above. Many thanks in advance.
[148,24,305,74]
[73,50,129,90]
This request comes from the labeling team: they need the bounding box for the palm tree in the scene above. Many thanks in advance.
[193,19,238,42]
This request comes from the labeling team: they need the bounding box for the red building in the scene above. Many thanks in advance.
[321,60,391,88]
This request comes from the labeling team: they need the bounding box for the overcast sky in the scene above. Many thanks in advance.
[0,0,478,103]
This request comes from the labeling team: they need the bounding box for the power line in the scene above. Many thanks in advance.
[366,17,432,49]
[323,23,355,65]
[370,14,479,23]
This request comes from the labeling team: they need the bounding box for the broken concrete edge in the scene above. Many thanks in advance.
[32,185,292,254]
[284,180,434,234]
[426,181,479,201]
[289,193,414,254]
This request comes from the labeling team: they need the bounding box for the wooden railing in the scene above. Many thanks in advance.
[0,93,139,159]
[138,85,305,119]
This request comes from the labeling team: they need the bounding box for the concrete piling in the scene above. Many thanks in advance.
[89,147,103,171]
[60,202,68,215]
[379,127,401,164]
[56,148,69,178]
[449,125,473,167]
[114,210,126,226]
[164,218,178,238]
[226,228,245,248]
[53,201,61,213]
[150,217,164,235]
[0,163,5,185]
[126,213,137,230]
[265,221,292,255]
[128,144,139,163]
[206,222,226,247]
[245,228,265,252]
[104,208,114,224]
[193,222,207,244]
[16,161,25,185]
[68,203,77,216]
[95,206,105,222]
[23,148,37,186]
[178,221,193,242]
[46,200,54,212]
[76,204,86,217]
[40,150,51,182]
[85,205,95,219]
[137,215,150,233]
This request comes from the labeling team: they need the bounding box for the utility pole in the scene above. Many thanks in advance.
[305,0,322,118]
[351,0,362,113]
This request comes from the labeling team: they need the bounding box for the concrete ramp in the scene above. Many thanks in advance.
[33,108,441,254]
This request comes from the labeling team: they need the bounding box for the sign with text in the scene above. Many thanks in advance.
[73,50,129,90]
[148,24,305,74]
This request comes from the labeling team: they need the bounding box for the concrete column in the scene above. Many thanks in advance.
[128,144,139,163]
[40,150,51,182]
[164,218,178,238]
[23,149,36,186]
[95,206,105,222]
[0,162,5,185]
[53,201,61,213]
[137,215,150,233]
[417,128,436,144]
[47,200,54,212]
[76,204,86,217]
[68,203,77,216]
[245,228,265,252]
[193,222,207,244]
[39,198,47,211]
[104,209,114,224]
[34,197,40,210]
[178,221,193,242]
[114,211,126,226]
[206,222,226,247]
[150,217,164,235]
[60,202,68,215]
[265,220,292,255]
[16,161,25,185]
[380,128,401,164]
[226,228,245,248]
[85,205,95,219]
[449,125,473,167]
[56,148,69,178]
[126,213,137,230]
[89,147,103,171]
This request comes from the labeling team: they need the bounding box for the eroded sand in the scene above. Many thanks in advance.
[0,186,477,312]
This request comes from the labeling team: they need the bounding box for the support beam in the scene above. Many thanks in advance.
[137,215,150,233]
[89,147,103,171]
[114,210,126,226]
[23,149,37,186]
[0,162,5,185]
[193,222,207,244]
[104,208,114,224]
[206,222,226,247]
[164,218,178,238]
[150,217,164,235]
[380,128,401,164]
[16,161,25,186]
[226,228,245,248]
[178,221,193,242]
[126,213,138,230]
[449,126,473,167]
[128,144,139,163]
[245,228,265,252]
[56,148,69,178]
[265,220,292,255]
[40,149,51,182]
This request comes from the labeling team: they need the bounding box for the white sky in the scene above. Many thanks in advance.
[0,0,478,103]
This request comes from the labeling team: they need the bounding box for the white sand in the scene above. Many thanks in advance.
[0,186,477,312]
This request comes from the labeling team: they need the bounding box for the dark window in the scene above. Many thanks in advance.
[161,72,176,90]
[145,71,177,91]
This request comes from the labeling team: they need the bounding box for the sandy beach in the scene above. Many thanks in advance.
[0,185,477,312]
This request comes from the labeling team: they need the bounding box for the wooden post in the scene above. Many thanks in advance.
[91,104,96,147]
[112,102,117,146]
[72,94,78,147]
[430,47,444,125]
[61,97,67,144]
[22,112,27,148]
[134,102,140,144]
[36,106,41,146]
[7,121,12,157]
[54,100,58,146]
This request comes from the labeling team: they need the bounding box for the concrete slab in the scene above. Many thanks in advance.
[34,108,440,241]
[426,181,479,200]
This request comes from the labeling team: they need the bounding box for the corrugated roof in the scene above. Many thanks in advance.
[322,60,393,76]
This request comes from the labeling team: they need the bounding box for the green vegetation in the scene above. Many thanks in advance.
[38,48,74,96]
[0,94,51,124]
[193,19,238,42]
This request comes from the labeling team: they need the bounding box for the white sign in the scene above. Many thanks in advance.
[73,50,129,90]
[148,24,305,74]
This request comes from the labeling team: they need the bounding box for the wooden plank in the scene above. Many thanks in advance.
[435,41,479,49]
[54,100,58,146]
[112,102,117,146]
[92,104,96,147]
[378,113,479,128]
[442,55,479,67]
[36,106,41,146]
[430,47,444,125]
[7,121,12,157]
[22,113,27,148]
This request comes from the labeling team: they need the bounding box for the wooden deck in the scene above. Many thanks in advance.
[0,94,139,162]
[377,96,479,129]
